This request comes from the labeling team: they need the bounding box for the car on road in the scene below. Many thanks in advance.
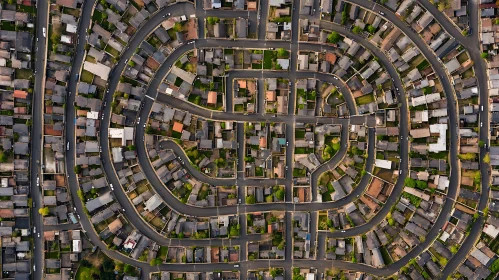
[122,208,126,212]
[33,227,36,233]
[333,76,338,80]
[234,264,239,268]
[285,166,288,170]
[36,176,39,187]
[42,28,46,37]
[481,105,484,111]
[286,141,289,146]
[67,142,70,151]
[99,146,102,153]
[378,11,384,15]
[38,233,40,238]
[238,198,241,204]
[33,265,35,272]
[110,184,114,191]
[137,117,141,124]
[341,230,345,233]
[481,122,483,127]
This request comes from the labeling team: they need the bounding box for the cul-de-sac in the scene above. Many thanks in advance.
[1,0,497,279]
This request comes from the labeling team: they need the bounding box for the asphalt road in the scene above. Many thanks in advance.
[31,0,50,278]
[347,0,468,276]
[57,0,475,278]
[416,0,491,276]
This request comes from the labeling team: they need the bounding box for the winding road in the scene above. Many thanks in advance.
[52,0,485,279]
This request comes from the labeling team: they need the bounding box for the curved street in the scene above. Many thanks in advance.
[43,0,485,278]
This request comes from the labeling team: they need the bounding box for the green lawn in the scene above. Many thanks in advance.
[92,10,106,24]
[255,167,264,177]
[295,129,306,139]
[0,21,15,31]
[295,147,313,154]
[158,246,169,260]
[105,45,120,57]
[355,94,375,105]
[234,104,244,112]
[17,5,37,14]
[15,69,33,80]
[293,168,307,177]
[263,50,276,69]
[80,70,94,83]
[252,63,262,69]
[76,266,99,280]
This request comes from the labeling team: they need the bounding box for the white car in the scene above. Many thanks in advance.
[481,122,483,127]
[67,142,70,151]
[38,233,40,238]
[378,11,385,15]
[341,230,346,233]
[36,176,39,187]
[33,227,36,233]
[137,117,141,124]
[42,28,46,38]
[286,141,289,146]
[481,105,484,111]
[110,184,114,191]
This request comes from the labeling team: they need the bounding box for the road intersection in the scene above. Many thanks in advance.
[27,0,488,278]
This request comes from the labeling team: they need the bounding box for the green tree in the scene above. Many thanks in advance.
[327,31,341,43]
[479,140,485,147]
[275,188,285,201]
[0,151,7,163]
[277,48,288,57]
[352,26,363,34]
[481,52,489,59]
[367,25,376,34]
[150,258,162,266]
[74,165,81,174]
[173,22,183,32]
[484,153,491,164]
[38,207,50,216]
[207,17,220,25]
[246,195,256,204]
[123,264,134,274]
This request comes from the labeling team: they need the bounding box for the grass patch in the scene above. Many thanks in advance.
[234,104,244,112]
[252,63,262,69]
[17,5,37,14]
[92,10,106,24]
[105,45,120,57]
[76,266,99,280]
[295,129,306,139]
[0,21,15,31]
[379,247,393,265]
[355,94,375,105]
[295,147,313,154]
[263,50,276,69]
[15,69,33,80]
[80,70,94,83]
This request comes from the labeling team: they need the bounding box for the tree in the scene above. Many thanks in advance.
[38,207,50,216]
[123,264,134,274]
[80,259,91,267]
[173,22,183,32]
[246,195,256,204]
[275,188,285,201]
[277,48,288,57]
[481,52,489,59]
[327,31,341,43]
[178,232,185,238]
[367,25,376,34]
[207,17,220,25]
[150,258,162,266]
[102,258,115,272]
[484,153,491,164]
[352,26,363,34]
[0,151,7,163]
[74,165,81,174]
[479,140,485,147]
